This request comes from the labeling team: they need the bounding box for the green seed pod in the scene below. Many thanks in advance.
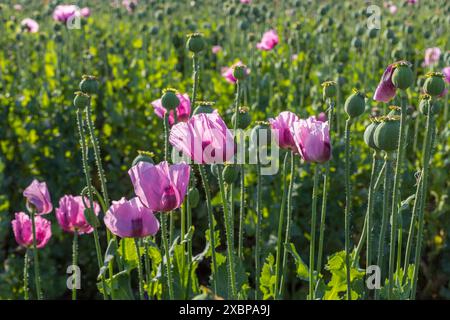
[193,101,215,115]
[188,187,200,208]
[161,89,180,110]
[368,28,378,39]
[223,165,240,184]
[373,117,400,151]
[387,105,401,117]
[419,95,441,115]
[344,90,366,118]
[392,64,414,90]
[231,107,252,129]
[79,75,99,95]
[423,72,445,96]
[132,151,155,167]
[364,121,380,150]
[186,33,205,53]
[321,81,337,100]
[351,37,362,49]
[232,65,247,81]
[73,92,90,108]
[250,122,271,154]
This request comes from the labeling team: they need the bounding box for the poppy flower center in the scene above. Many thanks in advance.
[161,186,178,212]
[131,218,143,237]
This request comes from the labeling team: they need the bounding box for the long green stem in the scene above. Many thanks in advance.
[161,214,174,299]
[144,239,151,284]
[255,161,262,299]
[72,231,78,300]
[375,154,393,300]
[411,102,436,299]
[238,165,245,260]
[344,118,352,300]
[23,249,29,300]
[388,96,407,299]
[29,210,43,300]
[279,151,295,297]
[134,238,145,300]
[309,164,320,300]
[274,152,289,299]
[190,54,199,115]
[198,165,218,293]
[75,108,108,300]
[218,165,237,299]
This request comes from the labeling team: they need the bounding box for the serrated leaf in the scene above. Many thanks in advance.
[285,242,309,281]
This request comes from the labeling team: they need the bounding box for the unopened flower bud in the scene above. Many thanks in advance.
[223,165,240,184]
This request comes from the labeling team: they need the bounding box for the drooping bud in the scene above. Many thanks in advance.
[373,116,400,152]
[161,88,180,110]
[231,107,252,129]
[344,89,366,118]
[188,187,200,208]
[132,151,155,167]
[79,75,99,95]
[186,33,205,54]
[73,91,90,109]
[423,72,445,97]
[392,62,414,90]
[222,165,240,184]
[321,80,337,100]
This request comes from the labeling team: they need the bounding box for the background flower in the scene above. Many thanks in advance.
[11,212,52,248]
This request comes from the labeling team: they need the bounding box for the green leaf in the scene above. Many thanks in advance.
[285,243,309,281]
[260,254,276,300]
[98,239,118,279]
[83,207,100,228]
[98,271,135,300]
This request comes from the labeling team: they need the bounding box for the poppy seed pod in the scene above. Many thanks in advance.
[79,75,99,95]
[73,92,90,108]
[419,95,441,115]
[251,122,271,153]
[322,81,337,100]
[363,120,380,150]
[161,89,180,110]
[193,101,215,115]
[223,165,240,184]
[132,151,155,167]
[188,187,200,208]
[392,63,414,90]
[186,33,205,53]
[423,72,445,96]
[373,117,400,151]
[231,107,252,129]
[387,105,401,116]
[233,65,248,81]
[344,90,366,118]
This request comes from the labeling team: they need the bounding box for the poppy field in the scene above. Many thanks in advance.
[0,0,449,301]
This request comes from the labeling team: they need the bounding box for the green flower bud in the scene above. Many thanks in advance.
[344,89,366,118]
[161,88,180,110]
[232,65,248,81]
[79,75,99,95]
[364,120,380,150]
[423,72,445,97]
[321,81,337,100]
[132,151,155,167]
[188,187,200,208]
[73,92,90,109]
[392,63,414,90]
[186,33,205,53]
[231,107,252,129]
[373,117,400,152]
[223,165,240,184]
[193,101,215,115]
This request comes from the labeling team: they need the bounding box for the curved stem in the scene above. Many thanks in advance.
[274,152,289,299]
[411,102,436,299]
[218,165,237,299]
[309,164,320,300]
[72,231,78,300]
[134,238,145,300]
[198,165,218,293]
[30,210,42,300]
[388,96,408,299]
[23,249,29,300]
[375,154,393,300]
[344,118,352,300]
[280,151,295,297]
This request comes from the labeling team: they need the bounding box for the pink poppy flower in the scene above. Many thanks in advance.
[256,29,279,51]
[80,7,91,18]
[151,93,191,127]
[407,0,418,4]
[104,197,159,238]
[129,161,190,212]
[21,18,39,33]
[221,61,250,84]
[269,111,300,152]
[212,45,222,54]
[241,0,252,4]
[12,212,52,249]
[315,112,328,122]
[23,179,53,215]
[56,195,100,234]
[423,47,441,67]
[291,116,331,163]
[374,63,398,102]
[52,5,79,23]
[389,5,397,14]
[14,4,23,11]
[170,112,236,164]
[442,67,450,83]
[122,0,138,12]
